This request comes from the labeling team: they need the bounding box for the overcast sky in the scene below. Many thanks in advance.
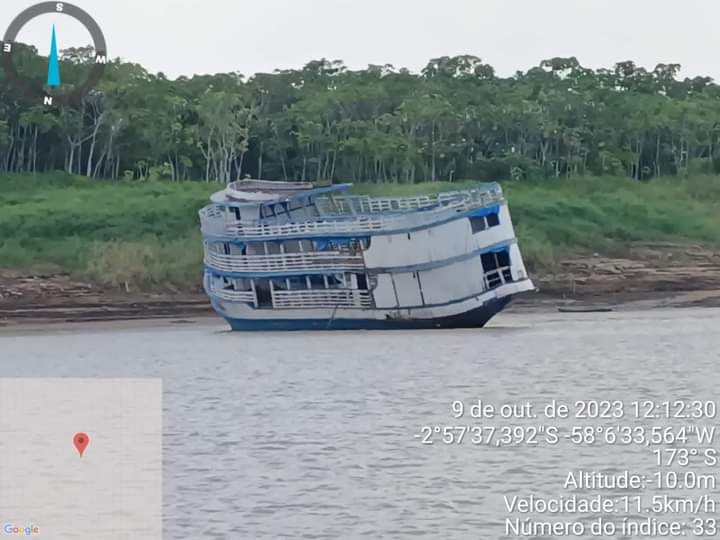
[4,0,720,80]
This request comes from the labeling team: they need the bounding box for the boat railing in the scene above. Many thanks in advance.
[317,194,438,215]
[315,185,501,216]
[204,249,366,274]
[205,214,392,239]
[200,187,503,240]
[206,283,257,304]
[484,265,513,290]
[271,289,372,309]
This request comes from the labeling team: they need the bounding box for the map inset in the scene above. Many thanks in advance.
[0,379,162,539]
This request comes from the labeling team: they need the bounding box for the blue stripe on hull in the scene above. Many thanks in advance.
[224,297,511,331]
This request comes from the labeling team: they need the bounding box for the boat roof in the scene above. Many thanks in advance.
[211,179,353,207]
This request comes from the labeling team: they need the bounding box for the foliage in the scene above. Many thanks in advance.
[4,52,720,183]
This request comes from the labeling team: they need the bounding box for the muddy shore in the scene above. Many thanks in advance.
[1,243,718,326]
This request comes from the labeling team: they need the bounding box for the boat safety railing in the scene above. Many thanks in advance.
[204,214,394,238]
[206,284,257,304]
[316,194,438,215]
[200,186,504,240]
[314,185,502,217]
[271,289,372,309]
[204,249,366,274]
[484,265,513,290]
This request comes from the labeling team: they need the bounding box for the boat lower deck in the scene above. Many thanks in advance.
[224,296,511,331]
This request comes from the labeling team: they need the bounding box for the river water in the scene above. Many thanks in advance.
[1,308,719,539]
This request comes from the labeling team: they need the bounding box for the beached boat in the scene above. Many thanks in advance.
[199,180,535,330]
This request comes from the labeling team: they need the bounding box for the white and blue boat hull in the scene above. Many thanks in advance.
[209,280,534,331]
[199,180,535,331]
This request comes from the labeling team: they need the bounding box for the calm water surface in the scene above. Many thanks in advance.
[2,308,719,539]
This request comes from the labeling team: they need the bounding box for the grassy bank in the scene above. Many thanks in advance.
[1,173,719,290]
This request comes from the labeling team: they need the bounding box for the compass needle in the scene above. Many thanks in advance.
[47,24,61,87]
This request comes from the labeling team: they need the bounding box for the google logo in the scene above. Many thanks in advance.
[2,524,39,536]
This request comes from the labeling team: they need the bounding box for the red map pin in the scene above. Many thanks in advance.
[73,433,90,458]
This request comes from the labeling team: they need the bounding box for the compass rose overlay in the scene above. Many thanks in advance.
[1,2,107,106]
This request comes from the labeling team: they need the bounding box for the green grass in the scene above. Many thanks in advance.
[0,173,215,290]
[1,173,718,289]
[505,176,720,269]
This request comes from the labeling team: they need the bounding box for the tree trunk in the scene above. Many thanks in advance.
[257,141,264,179]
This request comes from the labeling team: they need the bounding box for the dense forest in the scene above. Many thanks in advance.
[2,45,720,184]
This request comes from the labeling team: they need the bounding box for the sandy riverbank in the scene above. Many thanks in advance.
[1,243,718,326]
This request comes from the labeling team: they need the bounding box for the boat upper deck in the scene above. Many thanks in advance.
[214,180,352,205]
[200,181,504,241]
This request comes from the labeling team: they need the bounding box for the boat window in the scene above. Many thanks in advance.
[314,239,335,252]
[469,211,500,234]
[469,217,487,233]
[497,250,510,267]
[308,276,326,289]
[261,205,279,219]
[276,202,290,217]
[287,276,308,290]
[481,249,513,290]
[481,252,498,271]
[233,278,252,291]
[271,279,288,291]
[282,240,301,253]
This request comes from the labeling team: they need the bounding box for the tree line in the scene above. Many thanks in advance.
[2,46,720,184]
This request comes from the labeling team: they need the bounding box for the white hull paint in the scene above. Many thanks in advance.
[211,279,535,322]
